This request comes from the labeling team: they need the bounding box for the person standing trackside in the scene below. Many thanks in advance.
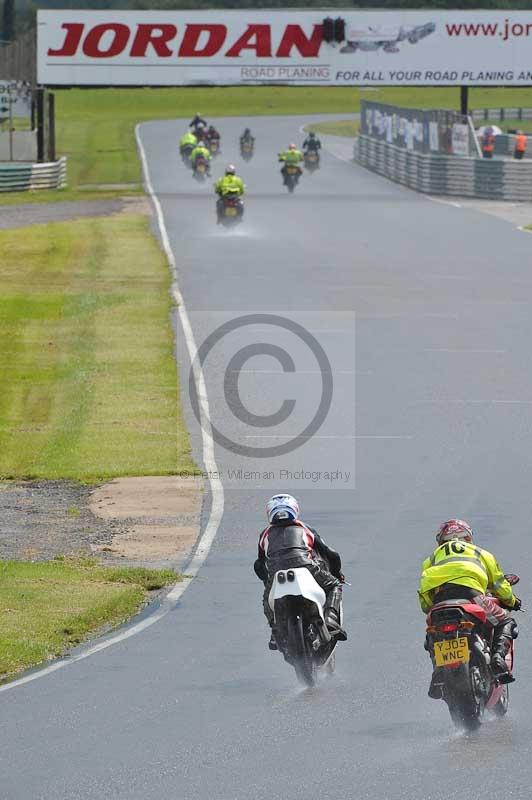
[481,126,495,159]
[514,130,527,160]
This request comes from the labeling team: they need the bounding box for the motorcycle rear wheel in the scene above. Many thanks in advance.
[287,615,317,688]
[444,664,485,731]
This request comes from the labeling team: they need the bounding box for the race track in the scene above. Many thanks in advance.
[2,115,532,800]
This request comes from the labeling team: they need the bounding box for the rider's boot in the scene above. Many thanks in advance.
[267,623,279,651]
[428,671,444,699]
[324,586,347,641]
[491,621,517,683]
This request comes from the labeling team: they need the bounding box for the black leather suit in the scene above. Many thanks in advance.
[254,519,342,627]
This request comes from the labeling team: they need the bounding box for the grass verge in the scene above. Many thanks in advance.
[0,187,143,207]
[0,557,177,682]
[54,86,532,190]
[0,213,196,481]
[306,119,360,137]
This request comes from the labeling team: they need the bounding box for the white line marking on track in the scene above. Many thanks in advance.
[422,348,506,354]
[244,434,412,440]
[0,125,224,695]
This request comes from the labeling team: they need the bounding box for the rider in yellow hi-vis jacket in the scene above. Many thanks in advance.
[419,519,520,682]
[278,143,303,185]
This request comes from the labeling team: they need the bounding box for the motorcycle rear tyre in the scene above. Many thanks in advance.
[444,663,485,731]
[287,615,316,688]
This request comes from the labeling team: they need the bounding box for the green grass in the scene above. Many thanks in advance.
[487,118,532,133]
[0,558,177,681]
[0,213,196,481]
[306,119,360,137]
[55,86,532,189]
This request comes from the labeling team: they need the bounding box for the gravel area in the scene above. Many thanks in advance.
[0,198,136,230]
[0,481,126,561]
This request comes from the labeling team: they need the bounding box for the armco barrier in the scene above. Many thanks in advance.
[355,136,532,201]
[0,157,66,192]
[493,133,532,159]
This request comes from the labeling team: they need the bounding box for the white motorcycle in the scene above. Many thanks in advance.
[269,567,342,687]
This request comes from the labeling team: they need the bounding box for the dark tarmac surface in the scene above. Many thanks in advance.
[1,115,532,799]
[0,198,127,229]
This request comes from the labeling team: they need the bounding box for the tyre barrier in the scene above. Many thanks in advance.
[0,157,67,192]
[355,136,532,201]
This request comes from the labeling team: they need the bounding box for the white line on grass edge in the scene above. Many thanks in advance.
[0,124,224,695]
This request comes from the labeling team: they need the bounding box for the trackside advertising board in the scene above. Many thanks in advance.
[37,9,532,86]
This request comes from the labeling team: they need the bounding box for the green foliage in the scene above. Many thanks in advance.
[15,0,532,15]
[1,0,14,42]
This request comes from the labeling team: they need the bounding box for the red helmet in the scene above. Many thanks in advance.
[436,519,473,545]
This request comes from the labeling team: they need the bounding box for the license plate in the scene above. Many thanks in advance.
[198,164,205,172]
[287,167,297,174]
[225,207,237,216]
[434,636,469,667]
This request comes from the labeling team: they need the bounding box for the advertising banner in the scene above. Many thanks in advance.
[37,9,532,86]
[0,81,32,117]
[451,123,470,156]
[361,101,474,156]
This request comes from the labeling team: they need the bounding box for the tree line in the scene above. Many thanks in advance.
[4,0,532,45]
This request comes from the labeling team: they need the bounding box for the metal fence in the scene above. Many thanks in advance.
[0,86,56,163]
[361,100,480,158]
[356,136,532,202]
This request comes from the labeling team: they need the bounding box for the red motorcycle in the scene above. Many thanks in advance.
[218,190,244,227]
[193,155,209,182]
[425,574,520,730]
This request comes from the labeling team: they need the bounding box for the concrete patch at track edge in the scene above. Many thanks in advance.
[0,126,224,695]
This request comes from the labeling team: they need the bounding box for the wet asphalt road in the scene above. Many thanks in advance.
[2,115,532,799]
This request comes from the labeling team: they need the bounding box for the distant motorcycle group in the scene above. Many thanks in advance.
[178,114,324,227]
[179,114,220,180]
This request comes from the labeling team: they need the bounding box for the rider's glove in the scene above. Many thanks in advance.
[338,572,346,584]
[512,596,522,611]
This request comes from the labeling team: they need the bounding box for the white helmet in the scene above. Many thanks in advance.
[266,494,300,524]
[225,164,236,175]
[288,143,296,150]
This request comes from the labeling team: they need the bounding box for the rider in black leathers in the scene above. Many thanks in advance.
[190,113,208,137]
[302,131,321,153]
[255,494,347,650]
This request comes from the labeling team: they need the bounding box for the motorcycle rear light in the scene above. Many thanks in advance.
[460,621,475,629]
[439,623,459,633]
[278,573,286,584]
